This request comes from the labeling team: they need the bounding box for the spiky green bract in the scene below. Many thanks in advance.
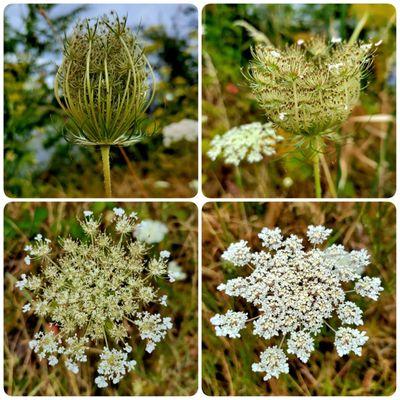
[55,13,155,146]
[248,37,374,138]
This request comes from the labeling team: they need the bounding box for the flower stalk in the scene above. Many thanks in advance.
[100,146,112,197]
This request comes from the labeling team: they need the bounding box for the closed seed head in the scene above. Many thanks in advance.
[247,37,374,137]
[55,13,155,146]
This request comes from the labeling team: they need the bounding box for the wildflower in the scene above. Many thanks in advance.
[134,312,173,353]
[210,311,248,338]
[162,119,198,147]
[252,346,289,381]
[270,50,281,58]
[113,207,125,217]
[355,276,383,300]
[334,327,368,356]
[331,36,342,43]
[160,250,171,259]
[134,220,168,244]
[15,274,27,290]
[167,261,187,281]
[221,240,252,267]
[207,122,283,166]
[307,225,333,245]
[258,227,283,250]
[211,225,383,381]
[297,39,304,45]
[54,14,155,197]
[337,301,363,325]
[287,331,314,362]
[248,37,374,137]
[17,209,175,387]
[24,255,31,265]
[22,303,31,313]
[83,211,93,217]
[96,347,137,387]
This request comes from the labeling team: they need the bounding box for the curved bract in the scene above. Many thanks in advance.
[54,13,155,146]
[247,37,374,137]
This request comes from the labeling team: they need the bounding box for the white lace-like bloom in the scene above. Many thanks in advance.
[134,312,173,353]
[251,346,289,381]
[337,301,363,325]
[134,220,168,244]
[354,276,383,300]
[211,225,383,381]
[221,240,252,267]
[258,227,283,250]
[15,274,27,290]
[167,261,187,282]
[207,122,283,166]
[287,331,314,362]
[162,118,198,147]
[334,327,368,356]
[16,209,175,388]
[210,311,248,338]
[96,347,137,387]
[307,225,333,245]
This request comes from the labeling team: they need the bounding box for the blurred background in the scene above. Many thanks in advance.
[4,202,197,395]
[202,202,395,395]
[202,4,396,198]
[4,4,198,197]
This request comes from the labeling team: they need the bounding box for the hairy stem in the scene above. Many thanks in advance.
[101,146,112,197]
[312,137,322,198]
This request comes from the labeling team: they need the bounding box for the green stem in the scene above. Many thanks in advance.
[312,137,322,198]
[101,146,112,197]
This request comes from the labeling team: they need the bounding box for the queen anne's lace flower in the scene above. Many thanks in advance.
[221,240,252,267]
[207,122,283,166]
[134,219,168,244]
[16,209,175,388]
[307,225,333,245]
[334,327,368,357]
[210,311,248,338]
[287,331,314,363]
[162,118,198,147]
[167,261,187,282]
[251,346,289,381]
[354,276,384,300]
[211,225,383,381]
[95,347,137,387]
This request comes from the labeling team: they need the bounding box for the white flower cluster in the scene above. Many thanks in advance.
[95,346,137,388]
[162,118,198,147]
[134,311,173,353]
[211,225,383,381]
[207,122,283,166]
[167,261,187,282]
[134,219,168,244]
[210,311,248,338]
[16,208,176,388]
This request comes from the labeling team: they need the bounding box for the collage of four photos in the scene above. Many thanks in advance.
[2,1,397,397]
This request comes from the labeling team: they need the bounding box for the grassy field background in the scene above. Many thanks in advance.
[4,202,198,395]
[202,202,396,395]
[202,4,396,198]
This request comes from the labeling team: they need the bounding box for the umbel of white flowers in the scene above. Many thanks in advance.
[210,225,383,381]
[15,208,177,388]
[207,122,283,166]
